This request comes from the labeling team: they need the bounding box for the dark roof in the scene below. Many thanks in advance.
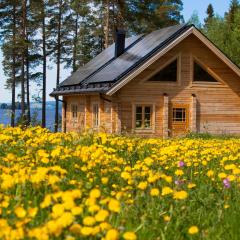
[50,24,191,96]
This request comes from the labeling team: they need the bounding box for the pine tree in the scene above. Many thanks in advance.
[226,0,240,26]
[69,0,91,71]
[47,0,72,132]
[188,10,201,29]
[123,0,184,34]
[204,4,214,25]
[0,0,21,127]
[30,0,48,127]
[20,0,27,124]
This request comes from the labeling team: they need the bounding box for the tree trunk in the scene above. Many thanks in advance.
[11,3,16,127]
[26,42,31,125]
[72,13,79,72]
[104,0,110,48]
[21,0,26,124]
[42,1,46,128]
[54,0,62,132]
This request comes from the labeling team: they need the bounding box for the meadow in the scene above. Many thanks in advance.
[0,126,239,240]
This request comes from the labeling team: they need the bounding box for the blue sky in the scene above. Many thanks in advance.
[0,0,231,102]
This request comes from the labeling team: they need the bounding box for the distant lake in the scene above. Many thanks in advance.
[0,108,61,131]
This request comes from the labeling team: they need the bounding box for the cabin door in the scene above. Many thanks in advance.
[169,104,189,137]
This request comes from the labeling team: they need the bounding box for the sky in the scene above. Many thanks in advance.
[0,0,232,103]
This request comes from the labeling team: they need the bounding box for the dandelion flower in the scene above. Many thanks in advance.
[108,199,120,213]
[173,191,188,200]
[162,187,173,196]
[123,231,137,240]
[188,226,199,234]
[105,229,119,240]
[150,188,160,196]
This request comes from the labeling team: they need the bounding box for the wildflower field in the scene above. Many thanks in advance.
[0,127,240,240]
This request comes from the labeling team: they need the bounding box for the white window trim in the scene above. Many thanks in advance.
[92,102,100,129]
[140,53,181,86]
[132,103,156,133]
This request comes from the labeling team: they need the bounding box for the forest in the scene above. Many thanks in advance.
[0,0,240,131]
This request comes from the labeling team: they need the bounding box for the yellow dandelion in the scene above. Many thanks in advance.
[150,188,160,196]
[105,228,119,240]
[188,226,199,234]
[123,231,137,240]
[14,207,27,218]
[95,209,109,222]
[108,199,120,213]
[162,187,173,196]
[90,189,101,199]
[173,191,188,200]
[83,216,96,226]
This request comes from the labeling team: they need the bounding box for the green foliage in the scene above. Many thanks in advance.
[187,10,202,29]
[122,0,184,34]
[203,0,240,66]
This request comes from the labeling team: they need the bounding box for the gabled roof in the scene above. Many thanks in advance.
[50,24,240,97]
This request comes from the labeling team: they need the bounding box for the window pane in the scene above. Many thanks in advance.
[72,105,77,118]
[145,106,151,114]
[136,120,142,128]
[144,120,151,128]
[173,108,186,122]
[136,106,142,114]
[148,59,177,82]
[144,113,151,121]
[93,104,99,127]
[135,105,152,129]
[136,113,142,121]
[194,62,218,82]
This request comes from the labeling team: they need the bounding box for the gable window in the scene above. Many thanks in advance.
[93,103,99,127]
[194,61,218,82]
[135,105,152,129]
[148,59,177,82]
[71,104,78,119]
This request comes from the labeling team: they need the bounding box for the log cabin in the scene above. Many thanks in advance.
[50,24,240,137]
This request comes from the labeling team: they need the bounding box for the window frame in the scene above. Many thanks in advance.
[141,54,181,86]
[71,104,78,122]
[132,103,156,133]
[92,102,100,128]
[172,107,186,123]
[190,55,224,86]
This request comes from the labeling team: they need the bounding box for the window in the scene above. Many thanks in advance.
[71,104,78,119]
[148,59,177,82]
[93,104,99,127]
[172,108,186,122]
[194,61,218,82]
[135,106,152,129]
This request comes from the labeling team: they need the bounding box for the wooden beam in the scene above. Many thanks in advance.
[162,94,169,138]
[190,94,197,133]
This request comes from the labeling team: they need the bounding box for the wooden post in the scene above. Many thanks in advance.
[99,97,104,132]
[111,102,117,134]
[190,94,197,133]
[116,102,122,134]
[85,96,91,129]
[163,94,169,138]
[62,98,66,133]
